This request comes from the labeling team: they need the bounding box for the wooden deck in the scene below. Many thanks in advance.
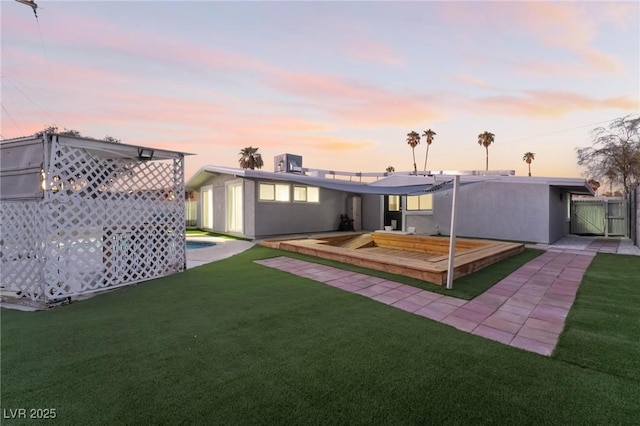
[262,233,524,285]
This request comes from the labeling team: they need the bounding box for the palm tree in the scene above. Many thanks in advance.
[477,131,495,171]
[522,152,535,176]
[238,147,264,170]
[406,131,420,175]
[422,129,436,172]
[588,179,600,195]
[385,166,395,174]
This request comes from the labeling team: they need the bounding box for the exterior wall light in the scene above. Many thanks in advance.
[137,147,154,161]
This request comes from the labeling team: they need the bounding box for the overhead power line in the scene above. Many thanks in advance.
[501,118,619,145]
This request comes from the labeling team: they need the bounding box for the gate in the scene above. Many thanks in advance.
[571,199,628,237]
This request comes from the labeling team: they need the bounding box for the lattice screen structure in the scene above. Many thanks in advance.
[0,134,188,306]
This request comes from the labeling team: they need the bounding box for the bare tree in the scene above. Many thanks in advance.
[576,115,640,195]
[35,126,121,143]
[35,126,82,137]
[103,135,122,143]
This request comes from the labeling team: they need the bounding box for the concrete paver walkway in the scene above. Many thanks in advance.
[254,240,619,356]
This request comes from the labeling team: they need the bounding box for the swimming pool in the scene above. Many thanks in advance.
[186,241,217,250]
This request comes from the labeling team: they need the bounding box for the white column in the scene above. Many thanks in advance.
[446,175,460,290]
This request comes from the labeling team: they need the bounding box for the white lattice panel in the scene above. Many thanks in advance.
[1,137,186,303]
[0,201,46,300]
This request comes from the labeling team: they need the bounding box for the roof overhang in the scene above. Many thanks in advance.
[185,166,468,195]
[185,165,595,196]
[52,134,192,161]
[450,174,595,196]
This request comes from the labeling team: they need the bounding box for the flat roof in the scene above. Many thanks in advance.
[0,134,193,161]
[187,165,593,196]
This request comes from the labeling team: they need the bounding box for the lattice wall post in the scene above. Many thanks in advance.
[173,156,186,270]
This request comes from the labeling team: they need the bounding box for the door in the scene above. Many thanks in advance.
[384,195,402,230]
[571,199,628,237]
[348,195,362,231]
[201,185,213,230]
[607,199,627,236]
[226,182,243,233]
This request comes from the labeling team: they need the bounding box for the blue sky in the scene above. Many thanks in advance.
[2,1,638,179]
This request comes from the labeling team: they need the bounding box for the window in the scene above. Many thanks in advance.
[293,186,319,202]
[308,187,319,202]
[388,195,400,211]
[406,194,433,211]
[293,186,306,201]
[259,183,290,202]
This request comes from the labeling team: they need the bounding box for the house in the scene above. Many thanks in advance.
[185,155,594,244]
[0,133,189,306]
[426,175,595,244]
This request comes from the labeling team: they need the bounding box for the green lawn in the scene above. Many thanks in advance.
[1,249,638,424]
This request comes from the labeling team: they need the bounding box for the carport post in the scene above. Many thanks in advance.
[446,175,460,290]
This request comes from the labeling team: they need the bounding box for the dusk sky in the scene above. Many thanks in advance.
[2,1,638,180]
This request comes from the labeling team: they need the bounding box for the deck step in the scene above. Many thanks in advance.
[337,234,374,249]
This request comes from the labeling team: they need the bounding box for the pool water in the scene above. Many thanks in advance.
[186,241,217,250]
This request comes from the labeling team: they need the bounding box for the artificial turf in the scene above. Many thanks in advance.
[1,250,638,424]
[553,253,640,382]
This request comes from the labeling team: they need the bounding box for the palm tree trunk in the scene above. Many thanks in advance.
[528,163,531,176]
[412,148,417,175]
[485,147,489,171]
[423,145,430,172]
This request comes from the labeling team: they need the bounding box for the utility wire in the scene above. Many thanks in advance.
[35,10,54,87]
[1,103,25,136]
[1,74,81,124]
[2,76,56,123]
[500,118,618,145]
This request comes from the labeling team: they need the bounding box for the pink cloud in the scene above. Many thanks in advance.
[437,2,627,76]
[456,75,489,88]
[509,3,625,74]
[300,135,374,151]
[267,70,442,126]
[471,91,638,118]
[599,2,638,28]
[342,39,405,66]
[7,9,275,80]
[2,48,124,88]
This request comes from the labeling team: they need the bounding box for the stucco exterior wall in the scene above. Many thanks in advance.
[405,213,437,235]
[361,194,383,231]
[548,187,569,243]
[253,185,348,238]
[433,181,551,243]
